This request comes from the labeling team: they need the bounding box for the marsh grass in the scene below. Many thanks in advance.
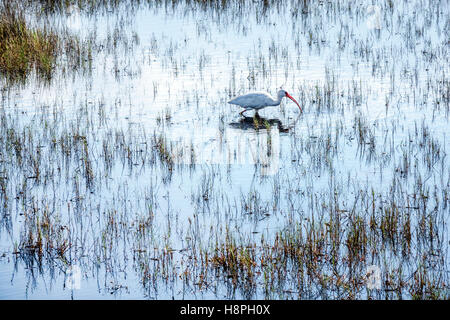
[0,2,58,81]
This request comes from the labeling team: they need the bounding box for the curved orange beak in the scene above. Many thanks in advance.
[285,92,302,113]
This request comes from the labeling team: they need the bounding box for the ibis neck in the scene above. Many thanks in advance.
[273,95,284,106]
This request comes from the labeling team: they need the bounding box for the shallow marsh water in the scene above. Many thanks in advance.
[0,0,449,299]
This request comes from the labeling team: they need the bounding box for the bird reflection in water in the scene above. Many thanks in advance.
[229,113,290,132]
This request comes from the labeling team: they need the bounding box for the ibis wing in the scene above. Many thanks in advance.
[228,92,273,108]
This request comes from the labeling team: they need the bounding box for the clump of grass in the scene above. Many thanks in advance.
[0,2,58,80]
[19,200,70,259]
[211,233,257,287]
[154,133,174,170]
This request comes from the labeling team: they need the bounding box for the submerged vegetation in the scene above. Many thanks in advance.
[0,0,448,299]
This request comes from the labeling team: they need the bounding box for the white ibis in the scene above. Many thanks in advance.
[228,89,302,116]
